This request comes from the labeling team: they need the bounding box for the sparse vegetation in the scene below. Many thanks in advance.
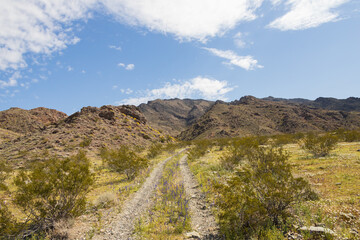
[220,136,259,169]
[147,143,163,159]
[13,151,94,238]
[216,147,318,238]
[101,146,149,180]
[302,132,338,157]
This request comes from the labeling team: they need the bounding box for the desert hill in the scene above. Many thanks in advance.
[138,98,214,135]
[263,96,360,112]
[0,105,166,165]
[0,107,67,134]
[179,96,360,140]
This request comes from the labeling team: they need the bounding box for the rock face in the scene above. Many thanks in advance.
[138,98,214,136]
[179,96,360,140]
[0,107,67,134]
[0,105,164,165]
[264,96,360,112]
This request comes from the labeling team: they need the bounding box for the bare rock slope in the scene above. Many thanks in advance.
[138,99,214,136]
[0,105,165,165]
[179,96,360,140]
[0,107,67,134]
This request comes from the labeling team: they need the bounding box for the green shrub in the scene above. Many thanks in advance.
[0,160,9,191]
[302,133,338,157]
[220,137,259,169]
[101,146,148,180]
[187,139,212,161]
[13,151,94,235]
[147,143,163,159]
[215,147,317,238]
[79,136,92,148]
[0,160,17,237]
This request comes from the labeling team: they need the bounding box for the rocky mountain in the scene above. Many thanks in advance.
[138,98,214,135]
[263,96,360,112]
[179,96,360,140]
[0,107,67,134]
[0,105,165,165]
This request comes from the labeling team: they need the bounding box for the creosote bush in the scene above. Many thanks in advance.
[301,133,338,157]
[13,151,94,237]
[101,146,148,180]
[215,147,317,239]
[187,139,212,161]
[147,143,163,159]
[0,159,17,237]
[220,136,259,169]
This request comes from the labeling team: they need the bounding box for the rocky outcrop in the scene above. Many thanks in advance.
[0,107,67,134]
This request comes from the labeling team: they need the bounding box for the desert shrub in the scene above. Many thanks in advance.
[79,136,92,148]
[0,160,9,191]
[187,139,212,161]
[301,133,338,157]
[147,143,163,159]
[335,129,360,142]
[272,134,296,146]
[220,137,259,169]
[13,151,94,236]
[0,160,17,237]
[101,146,148,180]
[163,142,177,153]
[93,192,117,209]
[215,147,317,239]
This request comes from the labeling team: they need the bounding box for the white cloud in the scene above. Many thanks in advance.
[0,72,20,88]
[120,88,133,94]
[118,76,234,105]
[102,0,264,42]
[0,0,97,71]
[118,63,135,71]
[109,45,122,51]
[204,47,263,70]
[233,32,247,48]
[271,0,283,6]
[67,66,74,71]
[268,0,349,30]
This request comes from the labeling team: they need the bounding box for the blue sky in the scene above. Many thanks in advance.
[0,0,359,114]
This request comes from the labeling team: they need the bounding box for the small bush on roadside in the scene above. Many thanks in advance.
[93,192,117,210]
[220,136,259,169]
[13,151,94,237]
[101,146,148,180]
[301,133,338,157]
[187,139,212,161]
[215,147,317,239]
[147,143,163,159]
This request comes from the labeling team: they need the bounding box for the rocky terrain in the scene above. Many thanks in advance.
[264,96,360,112]
[0,107,67,134]
[0,105,165,166]
[179,96,360,140]
[138,98,214,135]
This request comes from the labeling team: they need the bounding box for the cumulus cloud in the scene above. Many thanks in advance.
[102,0,264,42]
[118,63,135,71]
[204,47,263,70]
[268,0,349,30]
[0,72,20,88]
[0,0,97,71]
[118,76,234,106]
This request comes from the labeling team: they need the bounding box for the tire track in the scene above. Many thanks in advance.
[179,155,223,239]
[93,149,185,240]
